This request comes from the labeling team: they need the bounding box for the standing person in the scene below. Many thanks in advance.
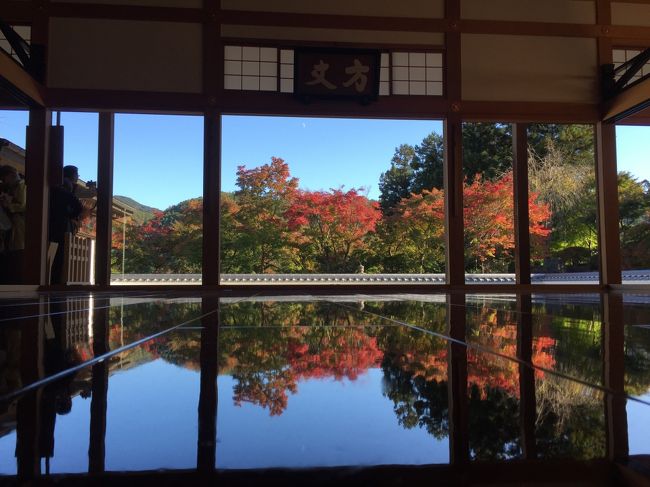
[0,165,26,251]
[49,165,84,284]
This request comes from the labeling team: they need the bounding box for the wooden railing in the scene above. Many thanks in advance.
[63,233,95,285]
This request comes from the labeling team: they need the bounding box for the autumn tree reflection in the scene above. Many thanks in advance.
[97,299,650,462]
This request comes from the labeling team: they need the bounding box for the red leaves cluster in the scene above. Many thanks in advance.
[231,327,384,416]
[231,158,380,272]
[116,157,552,274]
[288,331,383,382]
[466,314,556,399]
[387,171,551,270]
[236,156,299,201]
[464,172,551,265]
[286,189,381,271]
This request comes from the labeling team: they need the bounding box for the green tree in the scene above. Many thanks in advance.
[378,144,418,214]
[462,122,513,182]
[112,198,203,274]
[219,192,241,273]
[232,157,299,273]
[378,125,511,215]
[411,132,446,194]
[619,172,650,268]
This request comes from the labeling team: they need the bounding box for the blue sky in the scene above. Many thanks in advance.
[221,116,439,203]
[1,109,649,210]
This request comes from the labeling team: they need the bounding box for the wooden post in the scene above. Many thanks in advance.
[49,124,64,188]
[445,116,464,286]
[95,113,115,287]
[444,0,463,286]
[201,0,222,286]
[202,112,221,285]
[513,124,531,285]
[596,122,622,286]
[23,108,50,285]
[595,0,622,286]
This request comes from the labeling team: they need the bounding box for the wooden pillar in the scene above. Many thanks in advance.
[513,124,531,285]
[202,0,222,285]
[447,293,469,464]
[444,0,463,286]
[30,0,49,85]
[23,108,50,285]
[89,306,109,473]
[49,123,64,188]
[596,122,622,286]
[95,113,115,287]
[203,0,222,95]
[602,294,628,462]
[595,0,622,286]
[445,117,465,286]
[517,294,536,459]
[202,113,221,285]
[197,298,219,473]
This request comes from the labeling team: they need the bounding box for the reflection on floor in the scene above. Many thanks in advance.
[0,291,649,485]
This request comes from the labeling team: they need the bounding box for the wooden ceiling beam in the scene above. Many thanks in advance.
[2,1,33,23]
[220,11,447,33]
[48,3,203,23]
[603,75,650,121]
[0,50,45,107]
[7,3,650,43]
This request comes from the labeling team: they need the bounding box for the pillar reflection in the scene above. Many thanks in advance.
[602,293,629,462]
[197,297,219,473]
[88,301,109,473]
[517,294,536,459]
[447,293,469,464]
[15,298,45,480]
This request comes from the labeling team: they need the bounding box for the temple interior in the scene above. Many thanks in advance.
[2,0,650,485]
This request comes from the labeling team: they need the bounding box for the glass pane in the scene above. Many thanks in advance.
[219,116,445,284]
[217,300,450,468]
[462,122,514,283]
[616,126,650,283]
[49,112,98,285]
[111,114,203,283]
[0,109,28,285]
[528,124,598,284]
[466,309,522,460]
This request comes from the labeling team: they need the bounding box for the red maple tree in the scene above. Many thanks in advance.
[286,188,381,272]
[464,172,551,271]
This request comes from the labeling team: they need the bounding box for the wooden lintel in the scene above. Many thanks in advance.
[221,10,448,33]
[49,2,202,23]
[462,101,600,123]
[220,91,450,118]
[47,88,205,114]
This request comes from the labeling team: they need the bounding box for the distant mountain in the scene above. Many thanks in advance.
[114,195,159,224]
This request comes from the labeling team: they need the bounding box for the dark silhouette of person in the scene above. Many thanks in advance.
[0,165,26,283]
[0,164,26,251]
[49,165,84,284]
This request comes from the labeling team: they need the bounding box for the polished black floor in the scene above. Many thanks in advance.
[0,290,648,485]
